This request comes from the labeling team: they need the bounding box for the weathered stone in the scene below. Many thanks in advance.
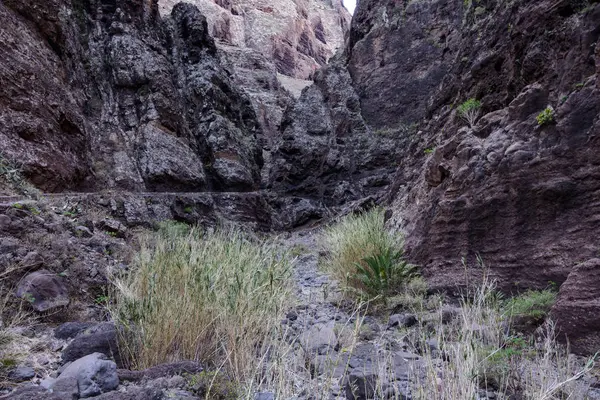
[16,269,69,312]
[74,226,94,238]
[255,392,276,400]
[62,323,121,367]
[53,353,119,398]
[55,321,95,340]
[300,322,337,355]
[388,314,418,329]
[8,366,35,382]
[343,369,377,400]
[553,259,600,355]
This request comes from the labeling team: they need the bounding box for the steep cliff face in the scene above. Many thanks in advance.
[157,0,351,144]
[271,0,600,353]
[0,0,262,193]
[158,0,351,79]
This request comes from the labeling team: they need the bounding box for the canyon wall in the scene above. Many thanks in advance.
[0,0,262,193]
[270,0,600,354]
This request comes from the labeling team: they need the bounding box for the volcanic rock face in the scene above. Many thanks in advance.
[267,58,404,205]
[270,0,600,353]
[158,0,351,79]
[157,0,351,144]
[0,0,262,192]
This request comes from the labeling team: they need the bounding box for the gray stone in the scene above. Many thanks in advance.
[300,322,337,355]
[310,353,348,378]
[55,321,95,340]
[97,219,127,239]
[0,214,11,230]
[8,366,35,382]
[388,314,418,329]
[344,370,377,400]
[53,353,118,398]
[62,323,121,366]
[255,392,276,400]
[16,269,69,312]
[74,226,93,238]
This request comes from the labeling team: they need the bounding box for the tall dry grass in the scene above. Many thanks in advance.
[112,222,293,386]
[415,273,594,400]
[321,208,412,299]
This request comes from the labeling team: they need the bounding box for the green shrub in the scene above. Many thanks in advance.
[321,209,416,300]
[113,224,292,383]
[355,248,418,300]
[536,106,555,126]
[457,98,482,128]
[504,289,557,321]
[0,154,38,197]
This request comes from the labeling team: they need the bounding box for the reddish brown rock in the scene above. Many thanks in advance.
[158,0,351,79]
[552,259,600,355]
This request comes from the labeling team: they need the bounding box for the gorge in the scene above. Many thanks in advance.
[1,0,600,399]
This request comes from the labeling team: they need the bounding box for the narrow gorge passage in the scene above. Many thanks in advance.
[1,0,600,398]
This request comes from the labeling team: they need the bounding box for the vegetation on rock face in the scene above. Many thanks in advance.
[457,98,482,128]
[0,154,38,197]
[113,222,293,383]
[321,209,417,301]
[536,106,555,126]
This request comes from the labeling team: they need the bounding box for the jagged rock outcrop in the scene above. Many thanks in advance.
[0,0,262,193]
[267,58,404,205]
[158,0,351,79]
[271,0,600,353]
[157,0,351,149]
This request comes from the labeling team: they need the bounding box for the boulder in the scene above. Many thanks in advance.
[343,369,377,400]
[55,321,95,340]
[16,269,69,312]
[300,322,337,355]
[553,259,600,355]
[51,353,119,398]
[388,314,418,329]
[8,366,35,382]
[62,323,122,366]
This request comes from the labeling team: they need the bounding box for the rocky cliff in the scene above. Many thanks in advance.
[2,0,600,357]
[1,0,262,193]
[158,0,351,79]
[157,0,351,146]
[269,0,600,354]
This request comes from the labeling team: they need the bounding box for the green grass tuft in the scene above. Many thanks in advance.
[504,289,557,320]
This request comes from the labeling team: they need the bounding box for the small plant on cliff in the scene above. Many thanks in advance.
[457,98,482,128]
[0,153,39,198]
[536,106,555,126]
[113,223,292,384]
[322,209,415,301]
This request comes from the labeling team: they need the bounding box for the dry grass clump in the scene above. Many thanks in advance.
[113,222,293,386]
[0,289,32,387]
[321,209,416,300]
[416,274,594,400]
